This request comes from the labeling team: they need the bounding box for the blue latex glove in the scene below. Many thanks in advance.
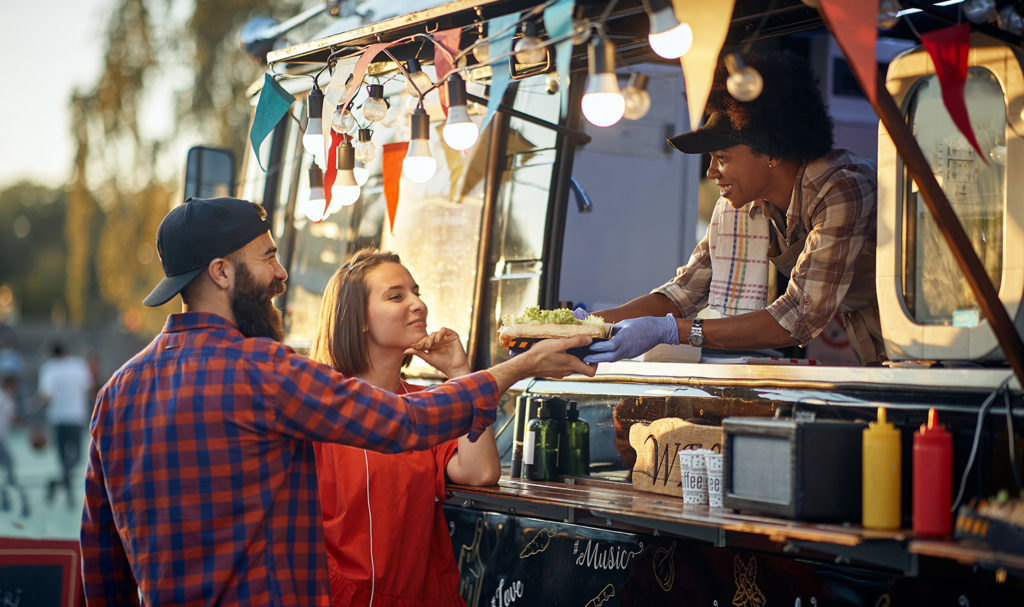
[572,307,588,321]
[584,315,679,364]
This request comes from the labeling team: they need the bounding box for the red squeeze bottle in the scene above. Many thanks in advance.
[913,408,953,536]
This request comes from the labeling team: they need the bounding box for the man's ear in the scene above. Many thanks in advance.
[207,258,234,291]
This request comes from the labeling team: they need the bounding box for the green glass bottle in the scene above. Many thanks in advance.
[564,401,590,476]
[524,403,560,481]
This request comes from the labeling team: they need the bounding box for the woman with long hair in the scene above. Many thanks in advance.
[310,248,500,607]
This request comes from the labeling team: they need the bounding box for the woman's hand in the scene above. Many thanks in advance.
[406,327,471,378]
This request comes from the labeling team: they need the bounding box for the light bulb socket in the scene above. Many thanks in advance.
[725,53,746,74]
[588,36,616,76]
[357,127,373,143]
[367,83,385,99]
[627,72,649,91]
[645,0,672,11]
[308,163,324,187]
[447,73,468,107]
[523,20,539,37]
[307,87,324,119]
[406,57,422,75]
[410,107,430,140]
[336,140,355,171]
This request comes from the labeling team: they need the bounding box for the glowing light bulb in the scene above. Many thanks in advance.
[329,140,360,210]
[442,74,479,151]
[354,128,377,164]
[302,164,327,222]
[878,0,901,29]
[472,36,490,64]
[581,37,624,127]
[404,58,433,97]
[646,0,692,59]
[622,73,651,121]
[332,104,355,134]
[362,84,389,123]
[725,53,763,102]
[302,87,326,164]
[514,21,546,65]
[990,145,1007,165]
[403,107,436,183]
[964,0,997,23]
[354,165,369,186]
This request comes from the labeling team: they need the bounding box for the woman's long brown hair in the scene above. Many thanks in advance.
[309,248,403,376]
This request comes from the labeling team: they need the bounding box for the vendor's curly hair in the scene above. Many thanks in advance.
[707,51,834,163]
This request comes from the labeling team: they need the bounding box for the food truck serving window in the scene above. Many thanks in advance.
[902,68,1005,326]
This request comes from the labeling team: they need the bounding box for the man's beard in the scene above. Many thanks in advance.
[231,262,286,341]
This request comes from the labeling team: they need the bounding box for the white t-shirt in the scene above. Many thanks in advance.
[38,356,93,425]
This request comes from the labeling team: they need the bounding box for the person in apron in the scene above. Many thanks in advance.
[587,51,884,366]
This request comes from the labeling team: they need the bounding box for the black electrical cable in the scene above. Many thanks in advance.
[952,376,1012,512]
[1005,388,1021,493]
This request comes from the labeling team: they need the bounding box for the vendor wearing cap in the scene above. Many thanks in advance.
[586,52,883,365]
[80,197,594,605]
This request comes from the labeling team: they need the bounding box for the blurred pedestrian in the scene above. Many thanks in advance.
[0,372,28,516]
[36,341,92,508]
[0,327,26,416]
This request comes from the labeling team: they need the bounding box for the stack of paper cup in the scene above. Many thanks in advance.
[679,449,708,506]
[705,452,724,508]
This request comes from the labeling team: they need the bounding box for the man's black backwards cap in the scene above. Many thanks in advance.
[143,197,270,307]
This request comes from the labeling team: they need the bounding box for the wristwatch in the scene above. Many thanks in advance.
[688,318,705,348]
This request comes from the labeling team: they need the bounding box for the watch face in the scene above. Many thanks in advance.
[689,334,705,347]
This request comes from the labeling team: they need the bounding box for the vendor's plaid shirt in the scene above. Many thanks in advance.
[81,312,497,606]
[655,150,877,345]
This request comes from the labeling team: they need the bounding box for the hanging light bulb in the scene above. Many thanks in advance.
[725,53,763,102]
[362,84,389,123]
[302,86,326,165]
[546,71,560,95]
[442,74,480,151]
[622,73,651,121]
[331,102,356,134]
[646,0,693,59]
[964,0,997,23]
[354,165,370,186]
[330,139,361,210]
[403,107,437,183]
[515,20,547,65]
[302,164,327,222]
[405,58,433,97]
[472,23,490,64]
[354,128,377,164]
[877,0,901,29]
[581,36,625,128]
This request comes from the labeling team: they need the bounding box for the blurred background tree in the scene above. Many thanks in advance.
[61,0,305,335]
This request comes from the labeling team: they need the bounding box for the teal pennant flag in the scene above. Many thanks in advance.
[543,0,575,119]
[481,12,519,133]
[250,73,295,172]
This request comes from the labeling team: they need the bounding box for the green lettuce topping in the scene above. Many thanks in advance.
[511,306,604,326]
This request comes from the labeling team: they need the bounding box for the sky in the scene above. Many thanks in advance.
[0,0,115,188]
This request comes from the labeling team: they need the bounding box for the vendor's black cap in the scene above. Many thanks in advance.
[143,197,271,307]
[668,111,763,154]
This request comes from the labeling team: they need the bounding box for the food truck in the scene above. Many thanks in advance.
[185,0,1024,603]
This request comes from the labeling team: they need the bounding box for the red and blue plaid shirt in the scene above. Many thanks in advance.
[81,312,497,606]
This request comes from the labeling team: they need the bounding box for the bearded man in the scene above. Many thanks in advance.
[80,197,594,606]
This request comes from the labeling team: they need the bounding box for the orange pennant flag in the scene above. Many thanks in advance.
[382,142,409,234]
[820,0,878,104]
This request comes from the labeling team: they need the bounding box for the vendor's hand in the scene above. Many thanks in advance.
[406,328,471,378]
[584,314,679,364]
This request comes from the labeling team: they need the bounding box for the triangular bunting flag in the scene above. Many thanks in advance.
[543,0,575,119]
[920,23,987,162]
[382,142,409,234]
[250,73,295,172]
[434,28,462,117]
[481,12,520,132]
[820,0,878,104]
[678,0,735,131]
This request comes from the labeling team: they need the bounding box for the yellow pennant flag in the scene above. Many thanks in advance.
[677,0,736,131]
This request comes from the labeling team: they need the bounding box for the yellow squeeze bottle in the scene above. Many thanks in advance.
[862,407,901,529]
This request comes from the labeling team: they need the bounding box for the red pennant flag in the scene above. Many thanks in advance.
[382,142,409,234]
[323,130,346,214]
[433,28,463,117]
[820,0,878,104]
[920,23,986,162]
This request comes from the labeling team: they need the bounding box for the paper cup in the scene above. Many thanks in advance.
[679,449,708,506]
[704,452,724,508]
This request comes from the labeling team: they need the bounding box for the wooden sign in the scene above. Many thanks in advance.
[629,418,723,497]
